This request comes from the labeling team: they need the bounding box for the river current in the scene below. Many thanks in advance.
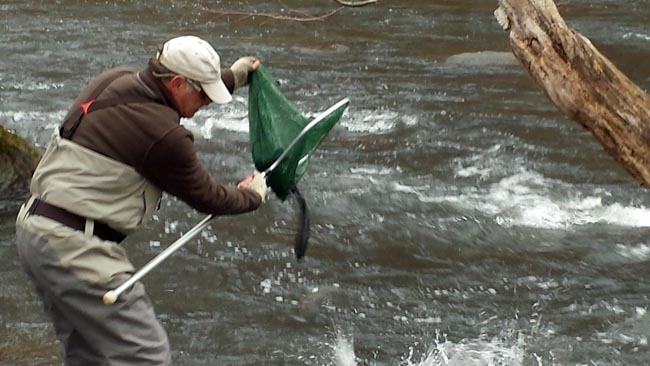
[2,1,650,365]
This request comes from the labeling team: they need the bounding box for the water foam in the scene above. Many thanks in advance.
[5,81,65,91]
[615,243,650,262]
[480,171,650,229]
[0,110,65,131]
[183,99,249,139]
[341,109,418,133]
[183,105,418,140]
[390,168,650,230]
[622,32,650,42]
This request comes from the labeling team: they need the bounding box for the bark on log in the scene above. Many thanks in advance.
[495,0,650,187]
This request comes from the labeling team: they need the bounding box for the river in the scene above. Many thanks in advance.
[2,1,650,365]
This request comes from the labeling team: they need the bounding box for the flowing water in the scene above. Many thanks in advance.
[2,1,650,365]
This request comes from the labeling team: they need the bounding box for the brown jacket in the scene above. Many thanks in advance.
[63,64,261,215]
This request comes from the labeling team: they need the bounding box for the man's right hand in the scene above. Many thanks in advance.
[238,171,267,203]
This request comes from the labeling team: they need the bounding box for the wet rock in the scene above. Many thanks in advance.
[289,43,350,56]
[445,50,519,67]
[0,124,40,210]
[295,285,354,323]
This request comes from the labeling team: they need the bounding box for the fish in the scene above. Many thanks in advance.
[291,186,310,260]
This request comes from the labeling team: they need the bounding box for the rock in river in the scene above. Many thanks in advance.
[0,124,40,210]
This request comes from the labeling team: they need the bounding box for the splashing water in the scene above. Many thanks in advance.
[331,331,357,366]
[328,331,528,366]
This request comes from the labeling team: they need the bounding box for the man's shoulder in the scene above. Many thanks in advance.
[87,67,138,87]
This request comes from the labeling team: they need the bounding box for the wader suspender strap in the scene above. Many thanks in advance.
[60,70,154,139]
[45,71,160,243]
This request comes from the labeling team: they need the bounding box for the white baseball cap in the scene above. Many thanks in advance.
[157,35,232,104]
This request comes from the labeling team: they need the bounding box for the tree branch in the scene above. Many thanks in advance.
[203,7,344,22]
[333,0,377,7]
[200,0,377,23]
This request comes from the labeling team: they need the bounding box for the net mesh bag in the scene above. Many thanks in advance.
[248,65,348,200]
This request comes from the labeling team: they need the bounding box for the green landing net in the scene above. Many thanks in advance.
[248,65,349,200]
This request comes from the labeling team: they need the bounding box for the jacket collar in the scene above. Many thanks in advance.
[137,66,180,113]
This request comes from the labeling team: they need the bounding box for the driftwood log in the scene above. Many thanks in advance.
[494,0,650,187]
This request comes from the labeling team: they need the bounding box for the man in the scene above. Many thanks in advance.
[15,35,266,365]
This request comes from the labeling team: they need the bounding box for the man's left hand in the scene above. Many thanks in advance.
[231,56,260,90]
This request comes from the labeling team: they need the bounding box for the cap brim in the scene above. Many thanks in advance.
[202,79,232,104]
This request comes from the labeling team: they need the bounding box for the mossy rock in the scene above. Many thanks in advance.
[0,125,41,205]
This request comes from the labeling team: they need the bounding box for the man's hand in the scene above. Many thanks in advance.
[230,56,260,90]
[238,170,267,202]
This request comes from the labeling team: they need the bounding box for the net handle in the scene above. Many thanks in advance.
[103,97,349,305]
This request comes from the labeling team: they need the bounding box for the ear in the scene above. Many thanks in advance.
[164,75,187,97]
[169,75,186,90]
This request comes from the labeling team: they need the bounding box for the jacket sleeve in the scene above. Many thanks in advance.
[141,125,262,215]
[221,69,235,94]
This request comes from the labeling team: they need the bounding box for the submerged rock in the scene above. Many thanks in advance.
[0,124,40,209]
[445,50,519,67]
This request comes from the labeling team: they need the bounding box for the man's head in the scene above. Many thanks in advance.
[155,35,232,117]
